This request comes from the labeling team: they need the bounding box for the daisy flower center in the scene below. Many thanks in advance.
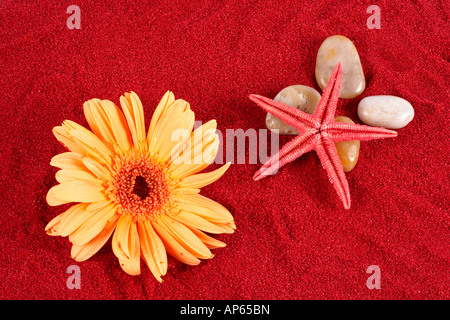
[133,175,150,200]
[105,149,173,221]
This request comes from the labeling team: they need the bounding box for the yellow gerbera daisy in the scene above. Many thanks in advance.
[45,91,235,282]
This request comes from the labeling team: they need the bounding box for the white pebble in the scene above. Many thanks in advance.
[357,95,414,129]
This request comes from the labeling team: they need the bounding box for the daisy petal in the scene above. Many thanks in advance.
[120,92,146,149]
[172,187,200,196]
[59,203,93,237]
[218,221,236,234]
[83,99,116,150]
[112,214,132,260]
[86,200,112,212]
[68,202,117,246]
[62,120,112,164]
[50,152,85,171]
[188,228,227,249]
[85,98,133,153]
[169,135,220,180]
[147,91,175,143]
[152,219,200,265]
[169,120,217,170]
[55,169,103,184]
[52,126,85,154]
[46,188,71,206]
[45,211,66,236]
[175,194,234,224]
[48,180,107,204]
[171,211,227,234]
[81,157,111,181]
[118,219,141,276]
[149,100,194,162]
[158,109,195,163]
[71,219,116,262]
[159,215,212,259]
[137,220,167,282]
[178,163,231,188]
[128,92,146,143]
[100,99,133,153]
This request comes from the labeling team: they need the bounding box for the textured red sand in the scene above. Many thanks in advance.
[0,0,448,299]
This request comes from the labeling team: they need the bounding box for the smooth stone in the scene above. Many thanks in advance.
[357,95,414,129]
[266,85,321,135]
[315,35,366,99]
[334,116,360,172]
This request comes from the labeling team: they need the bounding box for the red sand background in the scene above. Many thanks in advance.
[0,0,448,299]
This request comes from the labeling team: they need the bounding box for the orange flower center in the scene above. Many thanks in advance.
[105,150,172,221]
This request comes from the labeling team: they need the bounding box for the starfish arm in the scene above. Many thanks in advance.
[327,122,398,143]
[249,94,316,131]
[253,132,316,181]
[315,136,351,209]
[314,62,342,123]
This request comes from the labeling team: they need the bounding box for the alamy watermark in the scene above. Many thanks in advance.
[67,5,81,30]
[67,5,381,31]
[66,265,81,289]
[367,5,381,29]
[366,265,381,289]
[170,121,280,174]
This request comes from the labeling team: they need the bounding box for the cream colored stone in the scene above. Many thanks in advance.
[357,95,414,129]
[334,116,360,172]
[266,85,321,135]
[315,35,365,99]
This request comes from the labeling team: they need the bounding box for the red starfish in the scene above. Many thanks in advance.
[249,63,397,209]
